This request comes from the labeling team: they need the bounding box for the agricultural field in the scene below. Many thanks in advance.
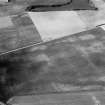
[0,27,105,104]
[0,0,105,105]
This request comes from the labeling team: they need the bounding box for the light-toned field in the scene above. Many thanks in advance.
[0,0,105,54]
[8,91,105,105]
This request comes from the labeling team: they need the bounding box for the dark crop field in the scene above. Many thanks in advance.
[0,27,105,103]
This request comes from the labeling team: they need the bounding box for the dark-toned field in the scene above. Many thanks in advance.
[0,27,105,103]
